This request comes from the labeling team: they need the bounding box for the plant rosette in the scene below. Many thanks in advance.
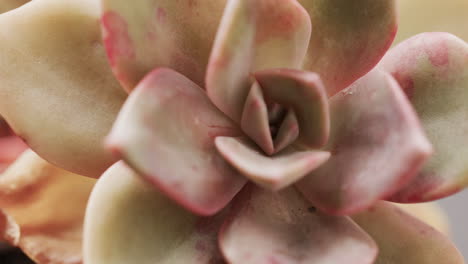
[0,0,466,264]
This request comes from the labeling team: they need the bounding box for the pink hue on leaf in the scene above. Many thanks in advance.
[240,67,330,155]
[84,162,226,264]
[106,68,246,216]
[102,11,136,87]
[215,137,330,191]
[254,0,306,43]
[155,8,166,24]
[254,69,330,149]
[0,136,27,173]
[4,0,468,263]
[380,32,468,202]
[426,39,449,67]
[352,202,464,264]
[0,210,19,247]
[392,71,415,100]
[0,150,95,264]
[241,82,274,155]
[296,70,432,215]
[219,184,377,264]
[273,110,300,153]
[206,0,311,122]
[298,0,398,96]
[391,173,457,203]
[102,11,135,67]
[101,0,226,90]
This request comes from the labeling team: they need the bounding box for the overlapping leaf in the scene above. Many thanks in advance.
[297,70,432,215]
[101,0,227,91]
[0,136,27,173]
[0,210,19,247]
[395,202,450,235]
[353,202,464,264]
[254,69,329,149]
[84,162,226,264]
[298,0,397,95]
[220,184,377,264]
[215,137,330,190]
[206,0,311,122]
[107,68,246,215]
[0,150,95,264]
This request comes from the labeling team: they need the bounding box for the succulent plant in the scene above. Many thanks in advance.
[0,0,467,263]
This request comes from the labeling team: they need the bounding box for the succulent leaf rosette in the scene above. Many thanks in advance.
[0,0,467,263]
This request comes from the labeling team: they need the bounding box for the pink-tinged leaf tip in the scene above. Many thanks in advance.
[106,68,246,216]
[297,70,432,215]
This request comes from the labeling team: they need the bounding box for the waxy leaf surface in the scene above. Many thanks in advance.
[107,68,246,216]
[101,0,227,90]
[240,82,275,155]
[206,0,311,122]
[0,210,20,247]
[0,136,27,173]
[254,69,329,149]
[298,0,397,95]
[215,137,330,191]
[352,202,464,264]
[220,184,377,264]
[84,162,226,264]
[297,70,432,215]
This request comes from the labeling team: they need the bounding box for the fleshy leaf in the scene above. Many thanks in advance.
[241,82,274,155]
[0,136,27,173]
[206,0,311,122]
[254,69,329,149]
[0,0,127,177]
[219,184,377,264]
[273,109,300,153]
[0,117,12,137]
[352,202,464,264]
[0,150,95,264]
[215,137,330,190]
[381,33,468,202]
[296,70,432,215]
[0,210,20,246]
[101,0,227,91]
[298,0,397,95]
[395,203,450,235]
[0,116,27,173]
[107,68,246,216]
[84,162,226,264]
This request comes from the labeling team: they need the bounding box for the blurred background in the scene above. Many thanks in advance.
[395,0,468,44]
[440,191,468,259]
